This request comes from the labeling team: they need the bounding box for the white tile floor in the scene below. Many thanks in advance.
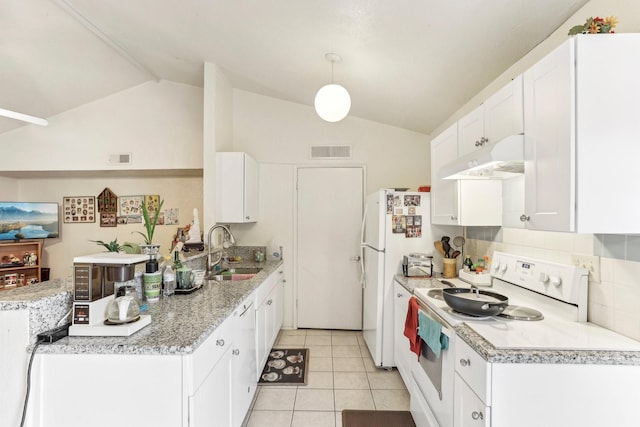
[245,329,410,427]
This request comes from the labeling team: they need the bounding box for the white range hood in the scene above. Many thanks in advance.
[439,134,524,180]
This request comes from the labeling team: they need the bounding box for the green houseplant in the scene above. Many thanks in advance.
[90,238,133,253]
[132,198,164,254]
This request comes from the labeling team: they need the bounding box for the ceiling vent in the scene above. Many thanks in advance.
[108,153,132,164]
[309,145,352,160]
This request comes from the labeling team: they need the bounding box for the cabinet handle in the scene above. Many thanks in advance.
[239,301,254,317]
[450,215,458,221]
[267,299,273,305]
[245,216,250,220]
[216,339,225,347]
[472,411,484,420]
[474,140,480,147]
[520,214,530,222]
[397,293,402,298]
[232,349,240,356]
[459,358,471,367]
[480,136,489,144]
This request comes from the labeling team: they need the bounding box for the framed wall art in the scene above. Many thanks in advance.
[63,196,96,223]
[100,212,117,227]
[145,194,160,213]
[119,195,144,217]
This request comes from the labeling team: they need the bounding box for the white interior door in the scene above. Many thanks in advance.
[296,167,363,330]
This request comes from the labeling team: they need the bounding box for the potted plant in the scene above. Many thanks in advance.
[132,198,164,255]
[90,238,133,253]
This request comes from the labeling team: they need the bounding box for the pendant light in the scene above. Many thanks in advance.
[0,108,48,126]
[314,53,351,122]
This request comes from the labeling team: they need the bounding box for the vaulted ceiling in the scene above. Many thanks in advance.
[1,0,588,135]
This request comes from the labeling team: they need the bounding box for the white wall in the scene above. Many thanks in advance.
[445,0,640,341]
[16,175,203,280]
[0,80,203,171]
[230,90,430,328]
[232,89,429,193]
[203,62,234,232]
[0,80,205,279]
[0,177,18,199]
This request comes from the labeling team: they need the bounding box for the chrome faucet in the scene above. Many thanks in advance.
[206,224,236,274]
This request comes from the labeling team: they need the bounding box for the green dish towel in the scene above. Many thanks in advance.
[418,311,449,357]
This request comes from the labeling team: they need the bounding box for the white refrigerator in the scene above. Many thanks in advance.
[360,189,453,368]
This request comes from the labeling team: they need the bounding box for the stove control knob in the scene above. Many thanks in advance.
[492,262,501,273]
[539,272,549,283]
[549,276,562,287]
[500,263,508,273]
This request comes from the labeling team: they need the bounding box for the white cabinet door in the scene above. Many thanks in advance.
[272,274,284,336]
[431,123,459,225]
[575,34,640,233]
[523,39,575,232]
[231,297,257,427]
[454,374,490,427]
[255,268,284,379]
[190,345,233,427]
[484,75,523,145]
[457,106,484,157]
[458,76,523,158]
[216,152,259,223]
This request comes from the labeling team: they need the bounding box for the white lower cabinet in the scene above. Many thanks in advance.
[454,375,490,427]
[231,297,257,427]
[189,344,233,427]
[33,268,284,427]
[255,268,284,379]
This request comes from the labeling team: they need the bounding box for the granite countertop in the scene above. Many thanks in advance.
[32,259,283,356]
[0,247,282,356]
[394,274,640,366]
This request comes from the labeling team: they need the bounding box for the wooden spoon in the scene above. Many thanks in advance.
[434,241,446,257]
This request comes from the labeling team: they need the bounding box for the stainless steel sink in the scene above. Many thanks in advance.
[205,267,262,282]
[225,267,262,274]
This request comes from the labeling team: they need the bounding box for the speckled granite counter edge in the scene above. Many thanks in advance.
[35,258,283,356]
[394,275,640,366]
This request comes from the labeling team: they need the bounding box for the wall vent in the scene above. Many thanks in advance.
[108,153,132,164]
[309,145,352,159]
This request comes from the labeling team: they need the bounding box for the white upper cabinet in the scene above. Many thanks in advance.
[458,76,524,157]
[523,34,640,233]
[523,39,575,232]
[216,152,259,223]
[575,34,640,233]
[431,123,502,226]
[431,123,460,225]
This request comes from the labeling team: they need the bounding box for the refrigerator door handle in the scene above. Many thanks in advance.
[360,246,366,288]
[360,202,368,245]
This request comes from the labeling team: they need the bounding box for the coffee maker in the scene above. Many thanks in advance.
[68,252,152,337]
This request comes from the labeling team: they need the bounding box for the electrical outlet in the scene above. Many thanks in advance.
[570,254,601,282]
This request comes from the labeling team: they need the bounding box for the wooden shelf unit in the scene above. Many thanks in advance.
[0,241,42,291]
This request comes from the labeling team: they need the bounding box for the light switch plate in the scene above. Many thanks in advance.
[571,254,601,282]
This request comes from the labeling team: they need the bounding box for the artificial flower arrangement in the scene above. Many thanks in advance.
[568,16,618,35]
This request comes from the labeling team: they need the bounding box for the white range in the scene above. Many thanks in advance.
[408,251,640,427]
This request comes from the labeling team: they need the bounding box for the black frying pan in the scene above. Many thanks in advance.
[442,287,509,316]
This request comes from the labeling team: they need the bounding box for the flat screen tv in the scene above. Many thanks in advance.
[0,202,60,241]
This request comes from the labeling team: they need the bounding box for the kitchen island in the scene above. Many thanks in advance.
[1,252,284,427]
